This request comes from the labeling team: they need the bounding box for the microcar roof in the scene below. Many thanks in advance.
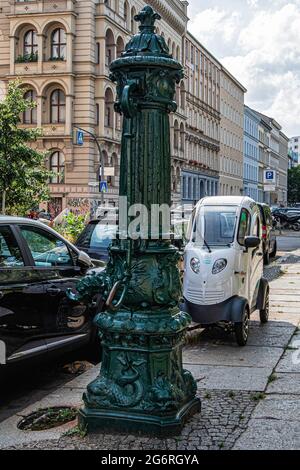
[196,196,256,211]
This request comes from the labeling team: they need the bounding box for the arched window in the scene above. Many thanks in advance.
[131,7,136,33]
[105,29,115,66]
[180,82,185,110]
[116,36,124,58]
[124,1,130,29]
[50,151,65,184]
[51,28,66,60]
[23,89,37,124]
[174,121,179,150]
[105,88,114,128]
[50,89,66,123]
[180,123,185,151]
[24,30,38,57]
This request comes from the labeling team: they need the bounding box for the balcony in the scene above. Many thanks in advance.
[42,123,66,137]
[10,0,76,16]
[14,60,38,75]
[43,59,67,74]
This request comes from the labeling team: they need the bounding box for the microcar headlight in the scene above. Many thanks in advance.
[190,257,201,274]
[212,258,227,275]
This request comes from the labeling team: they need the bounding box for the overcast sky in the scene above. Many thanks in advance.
[187,0,300,137]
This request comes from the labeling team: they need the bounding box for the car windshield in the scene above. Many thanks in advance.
[77,223,117,250]
[192,205,238,246]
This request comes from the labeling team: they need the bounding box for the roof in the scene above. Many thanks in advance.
[197,196,254,207]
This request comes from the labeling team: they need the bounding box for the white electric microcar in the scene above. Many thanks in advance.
[183,196,269,346]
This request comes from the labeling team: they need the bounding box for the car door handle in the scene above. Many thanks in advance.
[46,287,61,296]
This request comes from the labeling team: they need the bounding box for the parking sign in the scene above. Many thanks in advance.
[264,169,276,184]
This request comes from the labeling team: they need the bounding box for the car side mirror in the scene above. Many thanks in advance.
[77,250,92,270]
[244,236,260,249]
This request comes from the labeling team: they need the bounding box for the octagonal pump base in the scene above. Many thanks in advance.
[78,398,201,437]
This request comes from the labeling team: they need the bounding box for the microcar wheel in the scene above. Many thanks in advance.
[270,241,277,258]
[264,249,270,265]
[260,290,270,324]
[234,308,250,346]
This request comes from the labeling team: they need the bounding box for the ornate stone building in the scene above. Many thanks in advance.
[0,0,188,215]
[0,0,247,214]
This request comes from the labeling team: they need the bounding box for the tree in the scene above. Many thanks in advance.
[288,166,300,205]
[0,80,52,215]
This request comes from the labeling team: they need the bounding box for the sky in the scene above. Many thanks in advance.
[187,0,300,137]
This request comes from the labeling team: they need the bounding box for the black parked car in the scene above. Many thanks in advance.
[0,217,105,370]
[257,204,277,265]
[76,219,117,261]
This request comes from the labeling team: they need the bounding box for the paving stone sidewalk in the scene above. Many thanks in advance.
[1,253,300,450]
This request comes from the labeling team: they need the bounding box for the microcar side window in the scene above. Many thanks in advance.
[237,209,251,246]
[252,215,260,237]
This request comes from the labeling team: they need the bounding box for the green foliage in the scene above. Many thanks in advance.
[15,53,38,63]
[0,79,52,215]
[54,212,87,243]
[288,166,300,204]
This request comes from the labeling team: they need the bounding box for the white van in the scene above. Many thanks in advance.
[183,196,269,346]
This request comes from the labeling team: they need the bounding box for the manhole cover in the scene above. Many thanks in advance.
[18,407,77,431]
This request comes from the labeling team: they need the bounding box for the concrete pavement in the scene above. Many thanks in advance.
[0,251,299,450]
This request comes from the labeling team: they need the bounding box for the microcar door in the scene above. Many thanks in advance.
[236,208,251,298]
[249,212,263,308]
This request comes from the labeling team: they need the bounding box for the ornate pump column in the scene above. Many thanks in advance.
[77,6,201,435]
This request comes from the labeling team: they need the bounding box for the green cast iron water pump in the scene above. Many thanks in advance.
[72,5,201,435]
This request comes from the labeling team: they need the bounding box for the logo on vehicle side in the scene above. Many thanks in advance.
[0,340,6,365]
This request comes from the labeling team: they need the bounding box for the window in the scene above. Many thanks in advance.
[193,206,238,246]
[50,89,65,123]
[252,214,260,237]
[96,103,99,126]
[24,30,38,57]
[50,151,65,184]
[96,43,100,64]
[238,209,251,245]
[23,89,37,124]
[105,88,114,127]
[51,28,66,60]
[0,226,24,268]
[20,226,73,267]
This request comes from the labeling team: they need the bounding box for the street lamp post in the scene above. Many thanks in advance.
[73,125,105,205]
[70,6,200,436]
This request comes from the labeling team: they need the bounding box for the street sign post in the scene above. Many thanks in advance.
[99,180,108,193]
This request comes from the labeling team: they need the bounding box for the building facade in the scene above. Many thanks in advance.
[219,69,246,196]
[289,136,300,166]
[180,32,221,205]
[250,108,288,206]
[243,106,259,200]
[257,117,271,203]
[1,1,261,214]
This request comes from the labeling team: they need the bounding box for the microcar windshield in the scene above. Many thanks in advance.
[191,205,239,246]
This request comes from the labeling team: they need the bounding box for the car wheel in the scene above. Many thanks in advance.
[234,307,250,346]
[270,241,277,258]
[260,289,269,324]
[264,249,270,265]
[292,223,300,232]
